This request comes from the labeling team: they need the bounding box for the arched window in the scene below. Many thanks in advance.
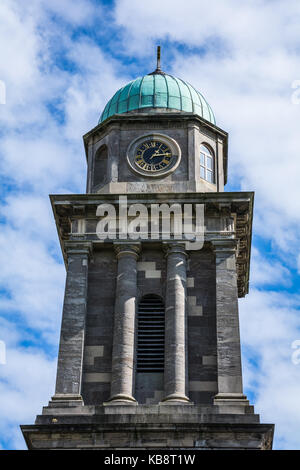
[136,295,165,372]
[93,145,108,188]
[200,144,215,184]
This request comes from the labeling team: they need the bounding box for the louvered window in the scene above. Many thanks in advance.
[136,295,165,372]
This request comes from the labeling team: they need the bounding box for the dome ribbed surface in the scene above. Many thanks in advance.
[99,72,215,124]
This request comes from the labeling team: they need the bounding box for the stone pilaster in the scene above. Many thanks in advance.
[162,244,190,403]
[107,124,120,183]
[211,239,248,409]
[50,242,92,406]
[187,122,197,182]
[217,136,225,191]
[107,243,140,404]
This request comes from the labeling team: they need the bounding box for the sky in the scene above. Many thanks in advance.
[0,0,300,450]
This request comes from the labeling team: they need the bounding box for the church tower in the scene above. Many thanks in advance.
[21,49,274,450]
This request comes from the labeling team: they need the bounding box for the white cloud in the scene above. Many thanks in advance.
[0,347,56,450]
[114,0,300,55]
[250,247,291,287]
[0,194,56,237]
[0,225,65,339]
[0,317,21,348]
[0,195,67,342]
[0,2,39,89]
[63,38,128,139]
[0,132,86,192]
[40,0,101,26]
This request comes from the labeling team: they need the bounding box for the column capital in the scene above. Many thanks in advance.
[187,121,199,130]
[163,243,188,258]
[64,241,93,258]
[113,242,141,260]
[211,239,238,255]
[109,123,121,131]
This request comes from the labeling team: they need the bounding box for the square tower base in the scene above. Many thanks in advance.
[21,404,274,450]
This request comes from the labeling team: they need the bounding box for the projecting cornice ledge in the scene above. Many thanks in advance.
[49,191,254,298]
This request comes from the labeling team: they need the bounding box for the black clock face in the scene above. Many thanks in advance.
[134,140,172,172]
[127,134,181,178]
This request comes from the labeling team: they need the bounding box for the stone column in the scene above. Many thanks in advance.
[107,243,140,404]
[162,244,190,403]
[212,239,248,408]
[51,242,92,406]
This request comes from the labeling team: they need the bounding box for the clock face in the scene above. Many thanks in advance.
[134,140,172,173]
[127,134,181,178]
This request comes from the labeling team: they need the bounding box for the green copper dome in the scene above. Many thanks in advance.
[99,71,216,125]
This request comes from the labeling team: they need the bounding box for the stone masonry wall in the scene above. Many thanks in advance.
[187,247,218,404]
[81,248,117,404]
[81,244,217,406]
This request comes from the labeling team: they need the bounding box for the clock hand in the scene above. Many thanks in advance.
[150,150,160,158]
[149,152,171,160]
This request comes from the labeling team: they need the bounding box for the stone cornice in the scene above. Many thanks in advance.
[83,113,228,144]
[50,191,253,298]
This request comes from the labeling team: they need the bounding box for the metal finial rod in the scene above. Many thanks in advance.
[148,45,165,75]
[157,45,161,70]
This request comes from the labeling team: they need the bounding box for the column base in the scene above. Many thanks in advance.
[214,392,248,402]
[214,393,250,414]
[160,393,191,405]
[104,394,138,406]
[48,394,84,408]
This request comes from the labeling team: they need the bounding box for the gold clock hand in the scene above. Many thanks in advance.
[150,152,171,160]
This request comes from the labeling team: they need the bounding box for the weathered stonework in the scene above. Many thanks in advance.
[84,114,227,194]
[22,404,273,450]
[21,107,274,449]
